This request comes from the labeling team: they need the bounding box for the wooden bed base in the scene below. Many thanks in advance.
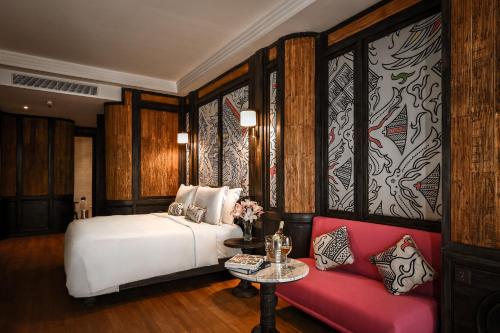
[83,258,228,305]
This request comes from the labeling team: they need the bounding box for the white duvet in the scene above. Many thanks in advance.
[64,213,242,297]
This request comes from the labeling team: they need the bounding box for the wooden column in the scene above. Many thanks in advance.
[283,36,316,213]
[450,0,499,249]
[105,91,133,201]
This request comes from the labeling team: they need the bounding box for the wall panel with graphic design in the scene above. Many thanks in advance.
[323,5,443,230]
[195,63,251,196]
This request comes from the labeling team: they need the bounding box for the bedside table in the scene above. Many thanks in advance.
[223,237,265,298]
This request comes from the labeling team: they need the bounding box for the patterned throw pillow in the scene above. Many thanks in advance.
[185,205,206,223]
[313,226,355,270]
[167,202,184,216]
[370,235,436,295]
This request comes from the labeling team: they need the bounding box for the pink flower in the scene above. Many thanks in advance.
[231,200,264,222]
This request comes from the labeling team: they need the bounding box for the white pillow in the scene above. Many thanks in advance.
[192,186,228,225]
[175,184,198,214]
[221,188,242,224]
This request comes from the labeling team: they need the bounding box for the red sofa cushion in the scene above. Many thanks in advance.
[277,258,438,333]
[309,217,441,298]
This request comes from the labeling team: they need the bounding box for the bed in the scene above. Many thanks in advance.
[64,212,242,298]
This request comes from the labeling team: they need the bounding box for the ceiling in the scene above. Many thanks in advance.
[0,85,108,127]
[0,0,377,126]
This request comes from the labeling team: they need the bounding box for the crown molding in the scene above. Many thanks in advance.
[0,49,178,93]
[0,0,316,96]
[176,0,316,94]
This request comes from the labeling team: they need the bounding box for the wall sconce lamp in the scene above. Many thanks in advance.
[177,132,189,144]
[240,110,258,137]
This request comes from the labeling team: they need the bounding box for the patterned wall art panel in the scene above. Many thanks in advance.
[185,111,190,185]
[367,13,442,221]
[328,51,355,211]
[269,71,278,208]
[198,100,219,187]
[222,86,250,196]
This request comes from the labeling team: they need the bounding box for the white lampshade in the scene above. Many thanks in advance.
[240,110,257,127]
[177,132,188,144]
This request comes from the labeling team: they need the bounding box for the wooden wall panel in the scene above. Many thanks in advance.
[53,120,74,195]
[268,46,277,62]
[140,109,179,197]
[327,0,422,46]
[0,114,17,197]
[198,63,249,98]
[105,92,132,200]
[22,118,48,196]
[284,37,316,213]
[451,0,499,248]
[140,93,180,106]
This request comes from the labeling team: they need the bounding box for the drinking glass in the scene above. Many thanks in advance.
[281,236,292,263]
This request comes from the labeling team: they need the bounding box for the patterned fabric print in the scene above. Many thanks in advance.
[167,202,184,216]
[185,205,206,223]
[370,235,436,295]
[269,71,278,208]
[185,112,190,185]
[368,13,442,221]
[313,226,355,270]
[198,100,219,187]
[328,52,355,211]
[222,86,250,196]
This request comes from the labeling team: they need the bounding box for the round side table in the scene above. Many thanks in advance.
[229,258,309,333]
[223,237,265,298]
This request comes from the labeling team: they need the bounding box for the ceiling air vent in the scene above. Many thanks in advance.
[12,74,98,96]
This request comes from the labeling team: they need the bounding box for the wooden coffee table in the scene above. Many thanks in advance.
[223,237,264,298]
[229,258,309,333]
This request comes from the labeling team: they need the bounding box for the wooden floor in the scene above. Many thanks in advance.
[0,234,333,333]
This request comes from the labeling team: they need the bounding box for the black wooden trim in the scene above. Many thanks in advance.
[75,127,96,137]
[189,92,197,185]
[440,0,451,247]
[314,35,322,215]
[250,49,265,201]
[276,38,285,217]
[132,90,141,213]
[263,63,278,211]
[94,114,105,216]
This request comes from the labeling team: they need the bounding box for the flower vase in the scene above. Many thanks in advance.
[243,220,253,241]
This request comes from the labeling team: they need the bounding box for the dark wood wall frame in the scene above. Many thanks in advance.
[0,111,75,236]
[263,44,280,216]
[94,115,105,216]
[319,0,443,233]
[259,33,320,258]
[102,88,183,215]
[193,60,253,194]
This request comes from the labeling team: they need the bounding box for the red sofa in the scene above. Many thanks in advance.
[276,217,441,333]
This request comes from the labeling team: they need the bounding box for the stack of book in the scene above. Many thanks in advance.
[225,254,266,274]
